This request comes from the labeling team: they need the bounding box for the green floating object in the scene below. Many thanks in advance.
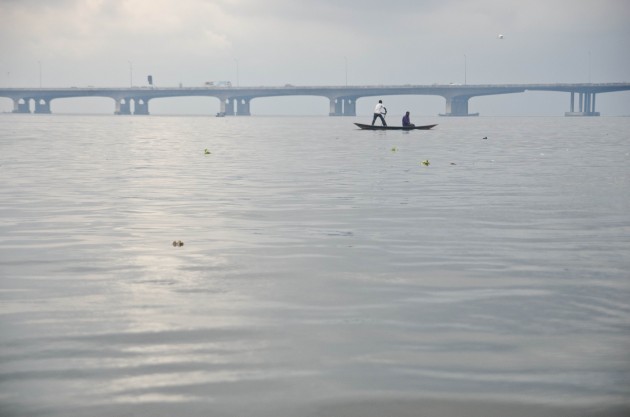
[391,147,397,152]
[204,149,211,155]
[421,160,430,166]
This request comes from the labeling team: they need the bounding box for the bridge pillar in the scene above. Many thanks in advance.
[329,98,343,116]
[236,98,251,116]
[115,98,131,115]
[585,93,591,113]
[440,96,479,117]
[565,92,599,116]
[343,98,356,116]
[221,98,235,116]
[13,98,31,113]
[133,98,149,115]
[34,98,51,114]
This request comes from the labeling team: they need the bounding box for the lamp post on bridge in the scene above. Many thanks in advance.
[1,62,10,87]
[464,54,467,85]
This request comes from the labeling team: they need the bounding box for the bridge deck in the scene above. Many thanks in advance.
[1,83,628,116]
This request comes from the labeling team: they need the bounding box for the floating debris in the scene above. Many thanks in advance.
[391,147,398,152]
[450,162,457,165]
[204,149,211,155]
[483,136,488,140]
[172,240,184,247]
[422,160,430,166]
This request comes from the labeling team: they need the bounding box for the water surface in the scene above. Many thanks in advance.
[1,114,629,416]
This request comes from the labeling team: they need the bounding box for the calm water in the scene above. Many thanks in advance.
[1,114,629,417]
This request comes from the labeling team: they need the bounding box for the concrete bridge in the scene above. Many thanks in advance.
[1,83,629,116]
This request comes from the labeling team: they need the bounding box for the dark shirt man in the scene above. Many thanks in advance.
[402,111,414,127]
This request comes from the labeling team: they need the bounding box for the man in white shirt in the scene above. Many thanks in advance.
[372,100,387,126]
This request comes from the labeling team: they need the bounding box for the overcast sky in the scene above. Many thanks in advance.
[1,0,629,115]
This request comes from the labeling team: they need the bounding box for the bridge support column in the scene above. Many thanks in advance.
[115,98,131,115]
[13,98,31,113]
[329,98,343,116]
[565,92,599,116]
[236,98,251,116]
[585,93,591,113]
[34,98,51,114]
[221,98,235,116]
[440,96,479,117]
[134,98,149,115]
[343,98,356,116]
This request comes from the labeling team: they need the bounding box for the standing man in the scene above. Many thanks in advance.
[372,99,387,126]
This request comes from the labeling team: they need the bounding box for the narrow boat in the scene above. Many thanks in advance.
[354,123,437,130]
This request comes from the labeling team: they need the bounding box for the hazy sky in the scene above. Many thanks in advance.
[1,0,629,115]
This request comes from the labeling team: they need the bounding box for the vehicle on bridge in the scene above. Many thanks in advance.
[204,81,232,87]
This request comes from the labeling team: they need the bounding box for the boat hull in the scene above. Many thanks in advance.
[354,123,437,130]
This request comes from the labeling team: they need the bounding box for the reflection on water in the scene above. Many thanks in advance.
[1,115,629,416]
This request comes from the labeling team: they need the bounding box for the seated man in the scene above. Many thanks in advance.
[402,111,415,127]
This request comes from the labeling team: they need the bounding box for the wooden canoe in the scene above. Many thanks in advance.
[354,123,437,130]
